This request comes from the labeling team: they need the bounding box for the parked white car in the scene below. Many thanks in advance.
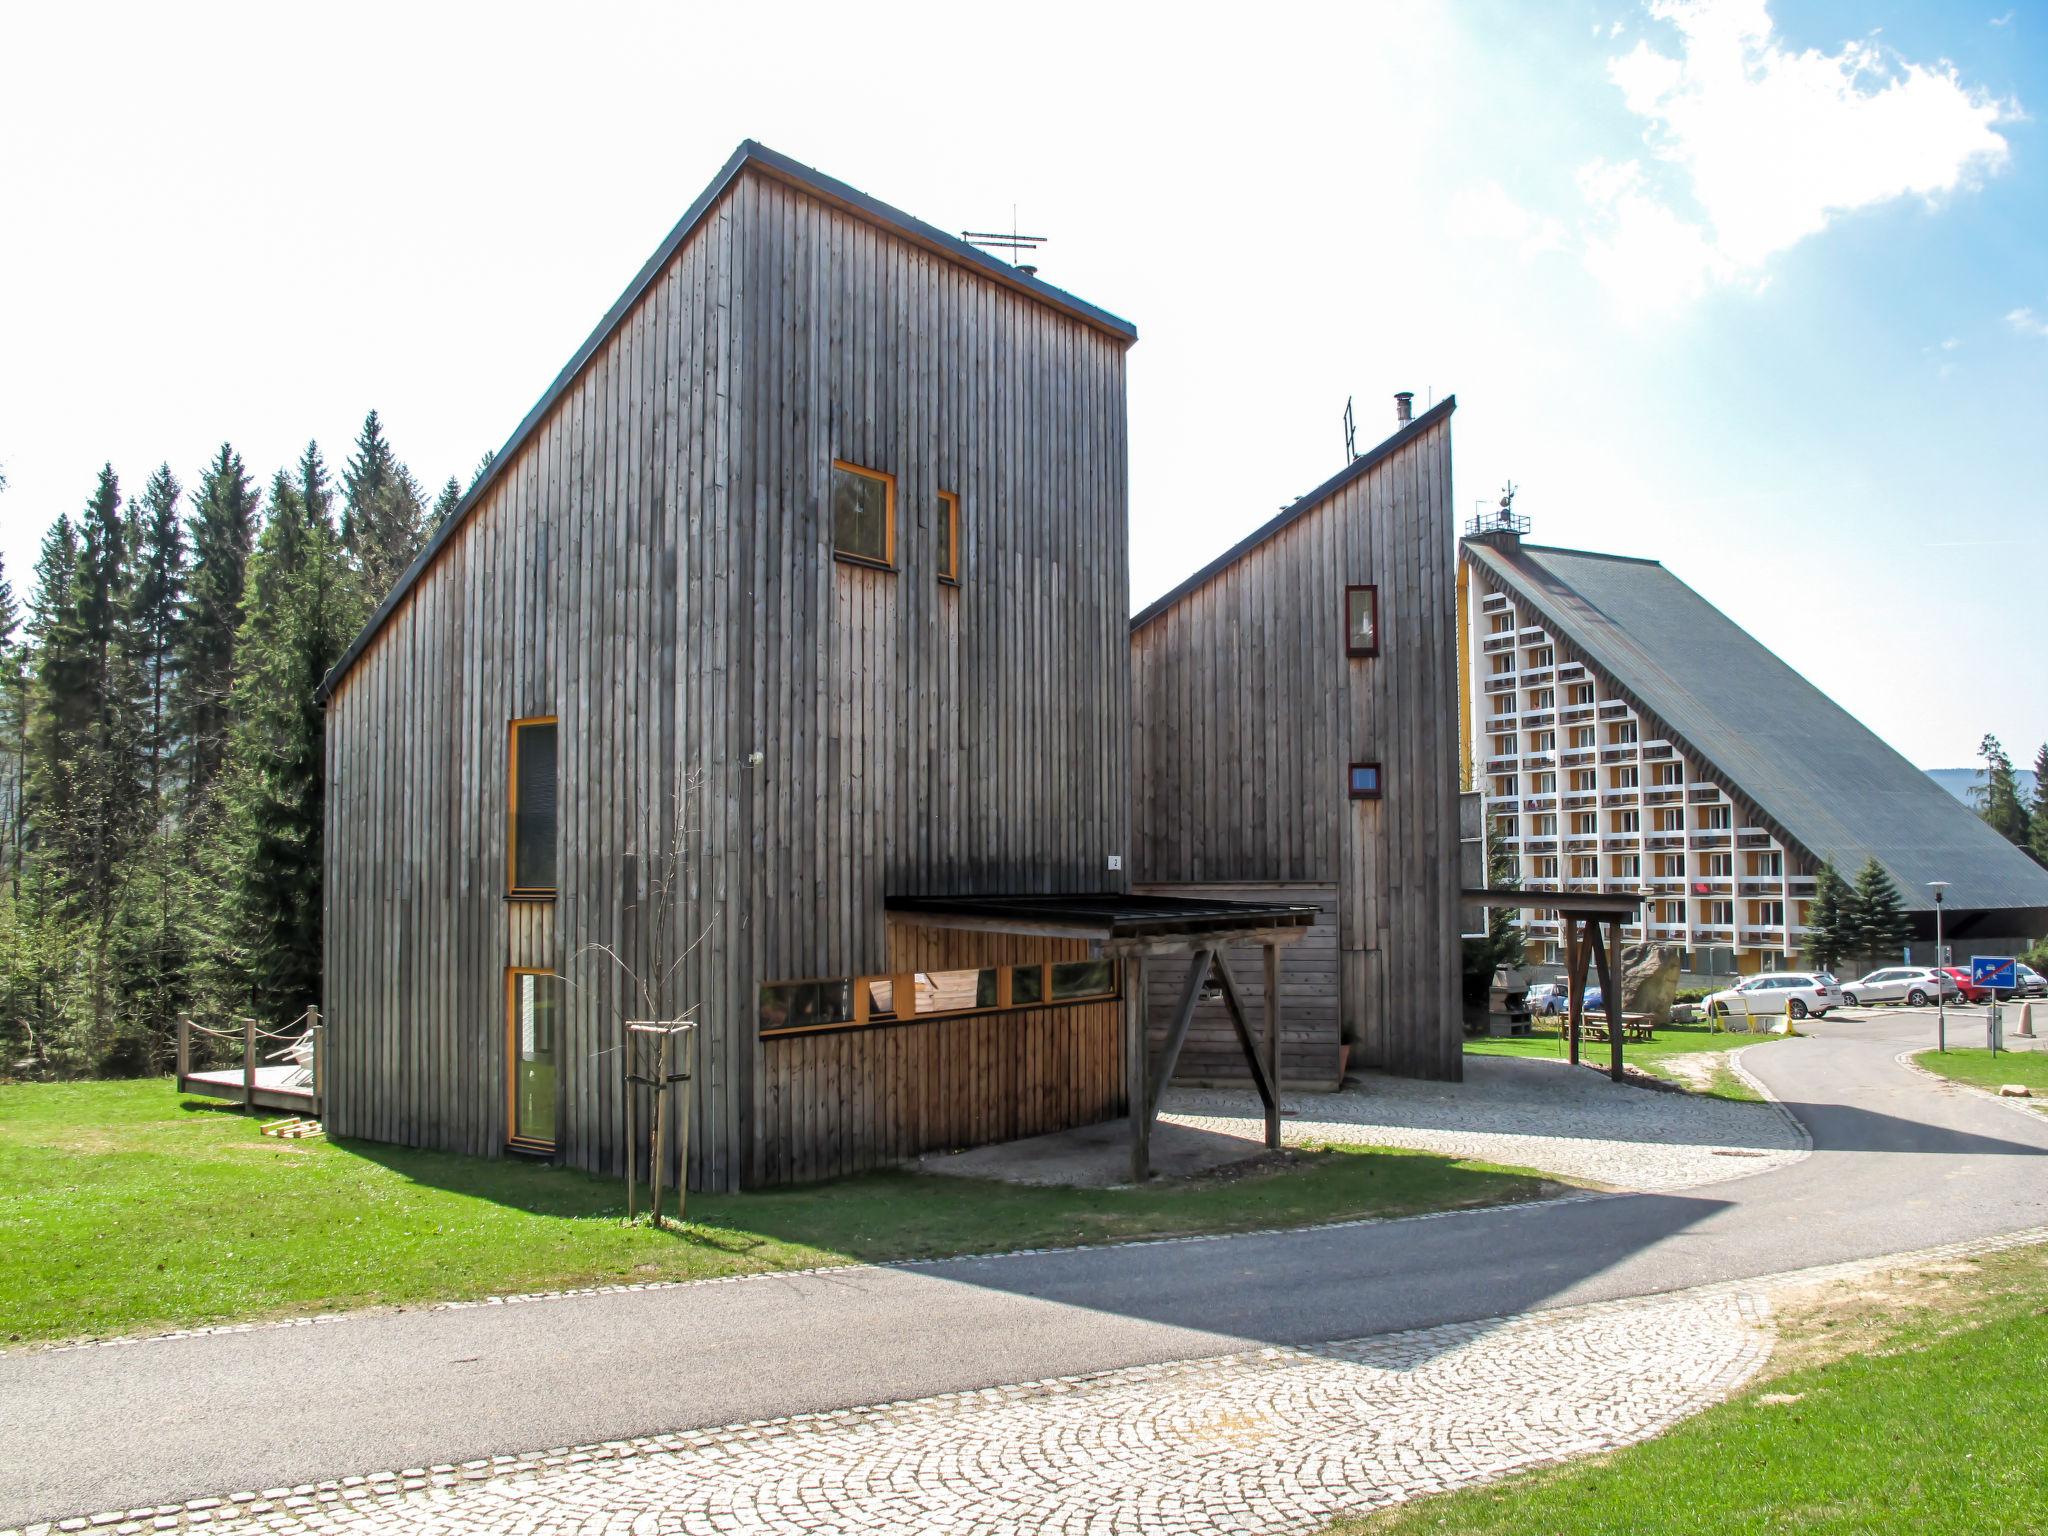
[1704,972,1842,1021]
[1839,967,1961,1008]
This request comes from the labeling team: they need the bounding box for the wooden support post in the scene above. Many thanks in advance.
[1588,919,1622,1083]
[1147,947,1214,1121]
[1211,952,1279,1123]
[1263,942,1282,1151]
[1125,954,1151,1184]
[309,1009,325,1116]
[241,1017,257,1109]
[649,1029,671,1230]
[676,1024,696,1222]
[176,1016,191,1088]
[1565,920,1591,1067]
[625,1033,638,1223]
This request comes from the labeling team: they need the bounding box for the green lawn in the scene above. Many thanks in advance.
[0,1078,1559,1345]
[1331,1240,2048,1535]
[1914,1046,2048,1105]
[1466,1022,1791,1100]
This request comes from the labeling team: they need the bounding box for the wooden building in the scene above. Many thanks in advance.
[318,141,1313,1191]
[1130,397,1465,1082]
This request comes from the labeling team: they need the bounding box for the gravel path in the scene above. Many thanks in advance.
[1161,1052,1806,1191]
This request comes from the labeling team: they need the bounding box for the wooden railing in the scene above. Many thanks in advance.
[176,1006,324,1114]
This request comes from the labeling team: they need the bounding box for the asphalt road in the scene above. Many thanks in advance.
[3,1010,2044,1527]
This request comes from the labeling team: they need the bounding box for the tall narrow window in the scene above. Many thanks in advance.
[831,460,895,567]
[1345,585,1379,657]
[1349,762,1382,799]
[510,718,558,895]
[936,490,961,584]
[506,968,562,1150]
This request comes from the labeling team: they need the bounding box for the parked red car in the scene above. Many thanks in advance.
[1940,967,1991,1004]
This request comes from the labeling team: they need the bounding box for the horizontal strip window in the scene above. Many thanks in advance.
[759,961,1120,1037]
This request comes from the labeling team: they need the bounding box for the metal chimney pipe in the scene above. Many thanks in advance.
[1394,391,1414,426]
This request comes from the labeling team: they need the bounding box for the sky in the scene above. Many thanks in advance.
[1,0,2042,770]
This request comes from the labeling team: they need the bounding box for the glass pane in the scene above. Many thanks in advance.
[1050,959,1115,1000]
[866,976,899,1020]
[511,972,560,1145]
[758,979,854,1034]
[937,495,957,579]
[514,722,557,890]
[1347,588,1376,652]
[832,465,890,563]
[912,968,999,1014]
[1010,964,1045,1006]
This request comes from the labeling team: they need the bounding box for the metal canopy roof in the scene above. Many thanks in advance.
[1465,539,2048,918]
[885,892,1318,942]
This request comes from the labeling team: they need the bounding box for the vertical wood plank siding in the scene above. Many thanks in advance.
[323,166,1132,1189]
[1129,422,1461,1079]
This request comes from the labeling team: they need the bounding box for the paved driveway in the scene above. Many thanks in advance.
[2,1011,2044,1530]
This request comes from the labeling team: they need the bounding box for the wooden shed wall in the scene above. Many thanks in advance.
[1135,882,1341,1089]
[1128,420,1462,1078]
[324,165,1132,1191]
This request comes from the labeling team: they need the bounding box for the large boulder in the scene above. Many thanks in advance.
[1620,943,1681,1023]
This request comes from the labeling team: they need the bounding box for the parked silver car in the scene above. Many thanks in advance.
[1840,967,1961,1008]
[1704,972,1842,1021]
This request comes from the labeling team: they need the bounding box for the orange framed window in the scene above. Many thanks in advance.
[505,967,562,1151]
[937,490,961,584]
[1344,584,1379,657]
[831,459,896,568]
[508,717,558,895]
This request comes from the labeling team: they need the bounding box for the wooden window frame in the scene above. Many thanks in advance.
[1344,584,1380,658]
[504,967,560,1153]
[507,716,559,899]
[757,960,1120,1039]
[830,459,897,571]
[1348,761,1383,800]
[937,489,961,585]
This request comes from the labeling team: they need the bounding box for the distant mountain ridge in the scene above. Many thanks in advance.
[1927,766,2040,808]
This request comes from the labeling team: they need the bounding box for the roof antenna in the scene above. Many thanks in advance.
[963,205,1046,277]
[1343,396,1358,461]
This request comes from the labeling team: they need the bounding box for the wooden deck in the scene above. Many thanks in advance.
[179,1065,320,1113]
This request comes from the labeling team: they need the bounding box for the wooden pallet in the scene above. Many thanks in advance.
[260,1116,326,1140]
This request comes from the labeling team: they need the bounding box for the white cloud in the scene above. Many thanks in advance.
[2008,307,2048,339]
[1447,180,1568,262]
[1579,0,2014,311]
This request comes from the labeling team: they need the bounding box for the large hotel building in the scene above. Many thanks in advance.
[1457,511,2048,977]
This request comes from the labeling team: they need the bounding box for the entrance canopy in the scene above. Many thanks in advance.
[887,892,1316,1179]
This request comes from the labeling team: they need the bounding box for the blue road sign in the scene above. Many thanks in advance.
[1972,955,2017,990]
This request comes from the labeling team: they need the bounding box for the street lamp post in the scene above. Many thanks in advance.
[1928,881,1948,1053]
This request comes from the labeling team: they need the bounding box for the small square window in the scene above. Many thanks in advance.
[831,460,895,567]
[1348,762,1382,799]
[1345,585,1379,657]
[936,491,960,584]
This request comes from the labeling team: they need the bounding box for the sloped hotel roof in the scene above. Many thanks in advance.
[317,140,1139,704]
[1464,539,2048,919]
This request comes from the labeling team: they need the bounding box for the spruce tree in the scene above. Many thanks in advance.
[1848,857,1912,974]
[177,443,258,821]
[1804,863,1854,974]
[218,472,364,1022]
[341,410,425,602]
[122,465,192,1058]
[2028,744,2048,871]
[1973,733,2030,848]
[433,474,463,524]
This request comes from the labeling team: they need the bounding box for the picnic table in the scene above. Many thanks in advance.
[1576,1013,1655,1043]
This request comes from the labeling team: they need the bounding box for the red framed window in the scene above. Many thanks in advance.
[1349,762,1382,799]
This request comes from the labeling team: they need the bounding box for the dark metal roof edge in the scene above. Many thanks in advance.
[1130,395,1456,633]
[318,139,1138,704]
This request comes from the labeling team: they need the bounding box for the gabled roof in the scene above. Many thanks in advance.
[1130,396,1455,632]
[318,140,1138,703]
[1464,538,2048,917]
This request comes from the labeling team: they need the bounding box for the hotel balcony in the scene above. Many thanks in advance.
[1481,633,1515,653]
[1600,790,1640,807]
[1559,749,1596,767]
[1484,756,1517,773]
[1735,829,1773,849]
[1687,783,1724,802]
[1521,666,1555,686]
[1738,875,1786,891]
[1600,746,1639,763]
[1559,705,1595,723]
[1693,832,1732,850]
[1641,741,1674,759]
[1642,787,1684,804]
[1696,927,1735,943]
[1563,792,1598,809]
[1484,676,1517,694]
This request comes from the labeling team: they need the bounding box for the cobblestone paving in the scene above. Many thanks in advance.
[19,1225,2047,1536]
[1161,1052,1806,1191]
[14,1291,1771,1536]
